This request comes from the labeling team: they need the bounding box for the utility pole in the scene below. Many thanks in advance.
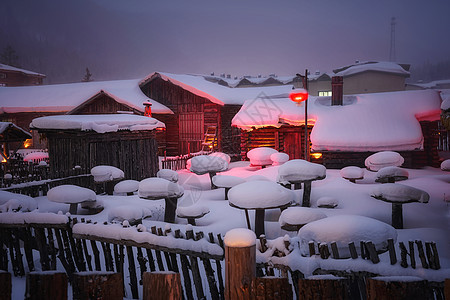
[389,17,396,62]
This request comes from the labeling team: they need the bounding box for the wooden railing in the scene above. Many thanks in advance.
[0,216,446,299]
[161,151,211,171]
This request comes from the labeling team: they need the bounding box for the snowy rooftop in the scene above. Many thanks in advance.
[333,61,410,77]
[140,72,293,106]
[0,63,46,77]
[232,89,442,152]
[0,79,172,114]
[30,114,165,133]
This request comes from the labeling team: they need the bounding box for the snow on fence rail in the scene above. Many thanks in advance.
[161,151,210,171]
[0,214,447,299]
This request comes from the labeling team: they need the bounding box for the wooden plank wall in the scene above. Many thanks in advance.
[141,76,221,156]
[221,105,242,157]
[44,130,158,181]
[69,93,142,115]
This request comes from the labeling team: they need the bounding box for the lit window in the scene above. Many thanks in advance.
[318,91,332,97]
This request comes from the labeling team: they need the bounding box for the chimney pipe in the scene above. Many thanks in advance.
[331,76,343,106]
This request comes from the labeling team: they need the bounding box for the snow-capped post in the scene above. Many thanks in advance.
[371,183,430,229]
[142,272,182,300]
[189,155,228,190]
[224,229,256,300]
[25,271,67,300]
[47,185,97,215]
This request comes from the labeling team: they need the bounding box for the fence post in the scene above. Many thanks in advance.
[255,277,292,299]
[366,277,432,300]
[0,271,11,300]
[224,228,256,300]
[142,271,182,300]
[25,271,67,300]
[72,272,123,300]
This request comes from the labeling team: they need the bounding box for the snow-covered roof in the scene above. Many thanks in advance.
[0,79,173,114]
[0,63,46,77]
[30,114,165,133]
[408,79,450,89]
[232,89,442,152]
[333,61,410,77]
[140,72,294,106]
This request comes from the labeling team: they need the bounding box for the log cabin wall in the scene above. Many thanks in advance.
[141,76,221,156]
[41,130,158,180]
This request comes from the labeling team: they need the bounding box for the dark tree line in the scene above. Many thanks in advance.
[409,60,450,83]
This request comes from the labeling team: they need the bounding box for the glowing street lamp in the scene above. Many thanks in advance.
[290,70,309,161]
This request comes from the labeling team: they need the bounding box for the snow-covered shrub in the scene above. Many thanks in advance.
[91,165,124,182]
[270,152,289,166]
[365,151,404,171]
[247,147,278,166]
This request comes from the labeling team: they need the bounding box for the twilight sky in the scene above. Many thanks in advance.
[1,0,449,83]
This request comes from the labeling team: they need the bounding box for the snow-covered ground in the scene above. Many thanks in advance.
[3,160,450,298]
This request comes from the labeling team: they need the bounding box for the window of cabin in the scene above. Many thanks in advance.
[0,73,6,79]
[318,91,332,97]
[179,112,204,141]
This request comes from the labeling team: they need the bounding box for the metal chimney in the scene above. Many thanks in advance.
[331,76,343,106]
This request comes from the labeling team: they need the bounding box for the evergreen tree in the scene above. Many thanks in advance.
[82,67,93,82]
[0,45,20,67]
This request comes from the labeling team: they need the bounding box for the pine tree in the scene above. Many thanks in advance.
[82,67,93,82]
[0,45,20,67]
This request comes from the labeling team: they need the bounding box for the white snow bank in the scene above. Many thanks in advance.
[0,212,68,224]
[224,228,256,247]
[190,155,228,174]
[441,159,450,171]
[340,166,364,180]
[279,207,327,227]
[298,215,397,258]
[47,185,96,204]
[228,180,292,209]
[247,147,278,166]
[212,175,246,188]
[30,114,165,133]
[316,196,339,208]
[114,180,139,194]
[0,191,37,212]
[371,183,430,203]
[157,169,179,183]
[138,178,184,199]
[277,159,326,182]
[365,151,404,171]
[270,152,289,166]
[91,165,125,182]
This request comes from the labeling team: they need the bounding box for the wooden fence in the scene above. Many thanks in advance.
[161,151,210,171]
[0,218,447,299]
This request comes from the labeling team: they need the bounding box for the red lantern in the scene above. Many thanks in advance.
[289,89,308,103]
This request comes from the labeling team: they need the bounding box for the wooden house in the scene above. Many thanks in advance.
[233,89,442,168]
[0,79,172,150]
[0,63,46,87]
[30,114,164,180]
[139,72,292,157]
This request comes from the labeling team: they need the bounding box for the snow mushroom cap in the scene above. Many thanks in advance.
[298,215,397,258]
[270,152,289,166]
[441,159,450,171]
[138,177,184,199]
[209,152,231,164]
[212,175,246,188]
[189,155,228,174]
[114,180,139,194]
[224,228,256,247]
[228,180,292,209]
[375,166,409,183]
[157,169,179,183]
[371,183,429,203]
[340,166,364,180]
[279,207,327,227]
[277,159,326,182]
[47,185,96,204]
[247,147,278,166]
[365,151,404,171]
[91,165,125,182]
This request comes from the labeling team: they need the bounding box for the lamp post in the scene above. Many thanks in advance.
[290,69,309,161]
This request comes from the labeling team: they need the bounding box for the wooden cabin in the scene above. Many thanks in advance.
[234,90,442,169]
[0,63,45,87]
[30,114,163,180]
